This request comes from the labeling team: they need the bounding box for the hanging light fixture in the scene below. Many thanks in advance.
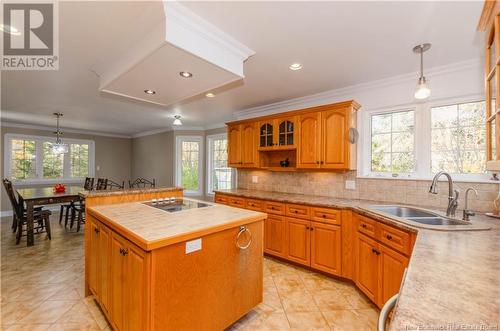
[173,115,183,126]
[52,112,68,154]
[413,43,431,100]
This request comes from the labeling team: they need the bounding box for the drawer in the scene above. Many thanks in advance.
[265,201,285,215]
[285,204,311,219]
[246,199,264,211]
[215,194,230,204]
[379,223,411,255]
[229,197,246,208]
[358,216,379,239]
[311,207,341,225]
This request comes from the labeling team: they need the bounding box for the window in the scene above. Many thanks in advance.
[431,101,486,174]
[371,110,415,173]
[363,99,489,181]
[207,134,234,194]
[5,134,95,184]
[175,136,203,195]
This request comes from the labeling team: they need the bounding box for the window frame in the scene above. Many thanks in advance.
[206,133,235,196]
[175,135,204,196]
[4,133,95,185]
[360,96,492,182]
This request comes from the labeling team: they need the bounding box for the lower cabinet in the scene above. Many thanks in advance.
[89,216,150,331]
[285,217,310,266]
[356,232,409,307]
[310,222,342,275]
[264,214,286,258]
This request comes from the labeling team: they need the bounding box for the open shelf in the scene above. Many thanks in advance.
[259,149,297,171]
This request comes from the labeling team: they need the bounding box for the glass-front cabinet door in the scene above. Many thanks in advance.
[259,122,274,149]
[278,118,295,148]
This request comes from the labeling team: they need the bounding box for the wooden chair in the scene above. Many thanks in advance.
[107,179,124,190]
[68,177,96,232]
[2,179,51,244]
[95,178,108,190]
[128,178,155,189]
[60,177,93,226]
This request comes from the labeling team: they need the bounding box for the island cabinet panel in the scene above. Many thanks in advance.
[89,220,100,295]
[285,217,311,266]
[297,112,321,168]
[310,222,342,276]
[264,214,287,258]
[98,225,111,315]
[355,233,379,303]
[379,245,408,307]
[110,233,126,331]
[151,221,263,331]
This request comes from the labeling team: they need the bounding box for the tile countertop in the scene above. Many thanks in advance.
[80,186,183,198]
[87,197,266,251]
[215,189,500,330]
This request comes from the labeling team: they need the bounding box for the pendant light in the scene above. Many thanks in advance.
[413,43,431,100]
[52,112,68,154]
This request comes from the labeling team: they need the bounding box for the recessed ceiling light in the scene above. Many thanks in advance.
[173,115,183,126]
[0,24,21,36]
[179,71,193,78]
[205,93,215,98]
[289,63,303,71]
[144,89,156,95]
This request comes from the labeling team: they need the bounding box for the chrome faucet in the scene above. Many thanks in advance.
[429,171,459,217]
[462,188,478,222]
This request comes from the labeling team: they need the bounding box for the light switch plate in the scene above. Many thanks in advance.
[185,238,202,254]
[252,176,258,183]
[345,180,356,190]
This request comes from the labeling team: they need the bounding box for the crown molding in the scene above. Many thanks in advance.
[0,122,131,139]
[204,122,227,130]
[233,58,481,119]
[172,126,205,132]
[131,127,173,138]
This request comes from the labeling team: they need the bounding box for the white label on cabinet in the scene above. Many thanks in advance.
[185,238,202,254]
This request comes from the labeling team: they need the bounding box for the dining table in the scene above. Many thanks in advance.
[16,185,87,246]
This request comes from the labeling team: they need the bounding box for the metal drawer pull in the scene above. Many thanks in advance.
[362,224,367,228]
[386,234,393,240]
[236,226,252,250]
[378,294,398,331]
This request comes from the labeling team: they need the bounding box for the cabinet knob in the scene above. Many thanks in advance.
[294,210,298,213]
[386,234,392,240]
[320,161,324,165]
[316,161,320,165]
[122,248,128,256]
[361,224,367,228]
[94,228,100,234]
[310,227,313,231]
[371,248,380,255]
[322,214,326,218]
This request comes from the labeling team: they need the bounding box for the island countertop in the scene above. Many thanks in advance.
[215,188,500,331]
[88,198,267,251]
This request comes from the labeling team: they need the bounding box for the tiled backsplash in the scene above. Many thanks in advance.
[237,170,500,213]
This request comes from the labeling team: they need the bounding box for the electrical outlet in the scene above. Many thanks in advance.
[252,176,258,183]
[96,165,100,171]
[345,180,356,190]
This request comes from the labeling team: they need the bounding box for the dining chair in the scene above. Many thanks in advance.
[107,179,125,190]
[60,177,93,226]
[95,178,108,190]
[2,179,51,244]
[68,177,96,232]
[128,177,155,188]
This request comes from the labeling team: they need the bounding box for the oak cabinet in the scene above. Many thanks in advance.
[285,217,310,266]
[98,225,111,314]
[228,124,242,167]
[379,245,408,306]
[310,222,342,275]
[264,214,286,258]
[356,233,379,303]
[89,219,100,296]
[227,100,360,171]
[110,233,126,331]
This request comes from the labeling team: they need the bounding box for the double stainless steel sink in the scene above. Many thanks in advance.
[369,205,470,226]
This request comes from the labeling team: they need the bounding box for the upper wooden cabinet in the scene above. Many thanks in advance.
[227,123,258,168]
[479,1,500,170]
[227,100,360,171]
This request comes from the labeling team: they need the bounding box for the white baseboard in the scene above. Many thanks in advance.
[1,205,62,218]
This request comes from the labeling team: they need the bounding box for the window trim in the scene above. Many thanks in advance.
[206,133,234,196]
[4,133,95,185]
[360,96,492,182]
[175,135,204,196]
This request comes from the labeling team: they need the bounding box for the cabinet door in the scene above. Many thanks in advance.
[264,214,286,258]
[125,244,149,331]
[297,112,321,168]
[241,122,258,167]
[285,217,310,266]
[277,117,296,148]
[258,121,275,149]
[89,219,99,296]
[379,245,408,307]
[321,108,348,169]
[356,233,379,302]
[228,125,242,167]
[110,233,127,331]
[310,222,341,276]
[98,225,111,314]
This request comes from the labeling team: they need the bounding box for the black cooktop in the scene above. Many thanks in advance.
[143,199,211,213]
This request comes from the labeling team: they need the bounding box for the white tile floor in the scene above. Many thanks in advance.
[1,214,379,330]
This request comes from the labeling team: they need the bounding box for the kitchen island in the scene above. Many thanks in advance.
[83,188,266,331]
